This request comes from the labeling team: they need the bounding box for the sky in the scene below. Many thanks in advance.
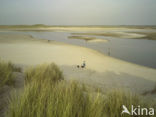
[0,0,156,25]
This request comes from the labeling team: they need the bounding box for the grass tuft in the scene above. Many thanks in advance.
[0,60,20,88]
[25,63,64,84]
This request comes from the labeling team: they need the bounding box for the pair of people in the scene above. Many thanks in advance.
[77,61,86,68]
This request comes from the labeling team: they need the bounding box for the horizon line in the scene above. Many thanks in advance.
[0,24,156,27]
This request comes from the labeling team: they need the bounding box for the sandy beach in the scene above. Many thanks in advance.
[0,33,156,94]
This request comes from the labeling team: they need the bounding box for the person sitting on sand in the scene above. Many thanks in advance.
[81,61,86,68]
[77,61,86,68]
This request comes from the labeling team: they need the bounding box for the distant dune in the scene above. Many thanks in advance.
[0,25,155,40]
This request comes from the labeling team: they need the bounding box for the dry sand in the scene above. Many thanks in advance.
[68,35,108,43]
[87,39,108,43]
[0,33,156,94]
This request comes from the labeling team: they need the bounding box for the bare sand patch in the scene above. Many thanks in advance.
[87,39,108,43]
[68,35,108,43]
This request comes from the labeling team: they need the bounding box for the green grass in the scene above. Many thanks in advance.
[6,63,156,117]
[0,60,21,88]
[103,90,148,117]
[25,63,63,84]
[6,80,105,117]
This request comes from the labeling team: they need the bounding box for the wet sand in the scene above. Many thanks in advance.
[71,32,146,39]
[0,33,156,94]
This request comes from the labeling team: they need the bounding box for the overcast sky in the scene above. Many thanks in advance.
[0,0,156,25]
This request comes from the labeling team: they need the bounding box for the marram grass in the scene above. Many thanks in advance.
[0,60,21,88]
[6,63,155,117]
[25,63,63,84]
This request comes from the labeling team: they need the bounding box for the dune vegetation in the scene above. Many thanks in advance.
[4,63,155,117]
[25,63,64,84]
[0,60,21,88]
[0,24,50,29]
